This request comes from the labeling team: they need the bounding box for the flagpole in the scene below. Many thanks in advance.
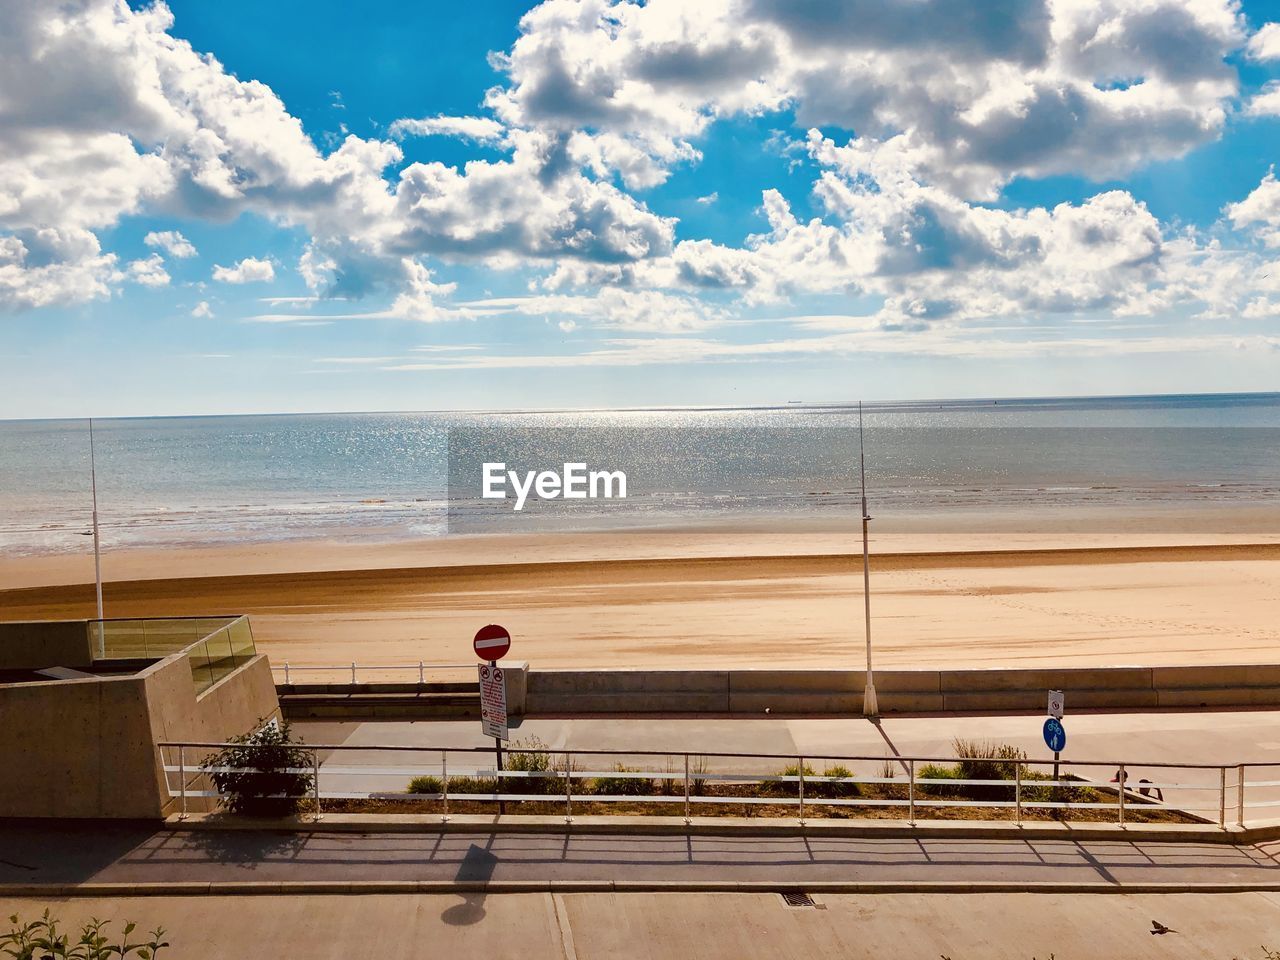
[89,418,103,623]
[859,401,878,718]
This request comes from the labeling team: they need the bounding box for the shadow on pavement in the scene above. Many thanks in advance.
[441,841,499,926]
[0,819,159,884]
[182,827,308,868]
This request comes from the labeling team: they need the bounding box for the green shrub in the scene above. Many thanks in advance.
[407,775,442,794]
[953,738,1027,781]
[591,764,655,796]
[202,718,314,817]
[503,737,560,795]
[812,764,862,799]
[445,775,498,795]
[2,910,168,959]
[916,763,964,797]
[762,763,816,797]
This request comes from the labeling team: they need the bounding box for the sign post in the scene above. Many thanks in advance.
[475,625,511,814]
[1045,690,1065,784]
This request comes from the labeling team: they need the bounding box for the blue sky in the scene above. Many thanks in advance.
[2,0,1279,417]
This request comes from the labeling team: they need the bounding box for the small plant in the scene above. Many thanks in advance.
[916,763,964,798]
[407,775,442,794]
[591,764,655,796]
[202,718,314,817]
[688,755,710,796]
[2,911,168,959]
[443,775,498,794]
[812,764,862,799]
[503,737,557,795]
[764,762,816,797]
[953,738,1027,800]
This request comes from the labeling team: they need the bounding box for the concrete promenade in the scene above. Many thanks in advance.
[5,821,1280,890]
[5,890,1280,960]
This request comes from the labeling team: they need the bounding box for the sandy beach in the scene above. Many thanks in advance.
[2,530,1278,672]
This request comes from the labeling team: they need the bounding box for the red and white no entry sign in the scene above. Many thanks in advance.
[473,623,511,661]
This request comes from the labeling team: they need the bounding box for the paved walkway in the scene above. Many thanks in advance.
[5,889,1280,959]
[5,822,1280,889]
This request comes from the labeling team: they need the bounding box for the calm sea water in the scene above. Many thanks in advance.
[1,393,1278,555]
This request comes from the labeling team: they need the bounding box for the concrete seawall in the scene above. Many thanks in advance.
[523,664,1280,714]
[278,663,1280,719]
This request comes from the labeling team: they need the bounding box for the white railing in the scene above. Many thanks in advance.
[273,662,476,684]
[156,740,1280,827]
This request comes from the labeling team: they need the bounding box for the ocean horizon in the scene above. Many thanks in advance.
[3,391,1279,556]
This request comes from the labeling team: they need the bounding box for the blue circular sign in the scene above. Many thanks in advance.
[1043,717,1066,752]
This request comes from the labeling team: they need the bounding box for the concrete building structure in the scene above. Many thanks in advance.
[0,617,279,819]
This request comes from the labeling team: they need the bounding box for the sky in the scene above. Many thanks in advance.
[1,0,1280,418]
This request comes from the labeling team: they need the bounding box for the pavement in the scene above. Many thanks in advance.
[5,890,1280,959]
[5,821,1280,891]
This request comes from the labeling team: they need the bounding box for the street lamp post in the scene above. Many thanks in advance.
[858,402,878,718]
[89,418,103,623]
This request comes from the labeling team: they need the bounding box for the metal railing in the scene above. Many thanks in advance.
[272,662,476,684]
[157,740,1280,827]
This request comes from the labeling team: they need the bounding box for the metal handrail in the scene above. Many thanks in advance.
[152,740,1280,769]
[158,738,1271,827]
[272,662,476,684]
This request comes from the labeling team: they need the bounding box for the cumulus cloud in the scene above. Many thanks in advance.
[0,0,673,312]
[1246,81,1280,117]
[144,230,197,258]
[487,0,1244,199]
[1,0,1276,350]
[191,300,213,318]
[127,253,170,287]
[212,257,275,283]
[1226,171,1280,246]
[1246,22,1280,60]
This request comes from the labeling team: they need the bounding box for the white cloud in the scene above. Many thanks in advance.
[0,229,117,310]
[212,257,275,284]
[0,0,1275,348]
[389,115,506,144]
[126,253,170,287]
[465,288,720,331]
[191,300,213,318]
[1246,22,1280,60]
[488,0,1244,200]
[1226,171,1280,246]
[144,230,197,258]
[696,192,718,205]
[1246,81,1280,117]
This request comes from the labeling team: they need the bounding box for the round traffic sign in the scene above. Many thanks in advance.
[1043,717,1066,753]
[473,623,511,661]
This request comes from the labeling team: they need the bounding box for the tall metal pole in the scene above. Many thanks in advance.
[859,402,878,717]
[89,418,104,623]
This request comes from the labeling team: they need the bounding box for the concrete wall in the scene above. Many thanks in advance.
[0,628,280,819]
[524,664,1280,715]
[0,620,92,670]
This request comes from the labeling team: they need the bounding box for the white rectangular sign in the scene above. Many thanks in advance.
[1047,689,1065,720]
[479,663,509,741]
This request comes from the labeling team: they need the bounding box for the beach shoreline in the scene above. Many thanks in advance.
[2,529,1278,672]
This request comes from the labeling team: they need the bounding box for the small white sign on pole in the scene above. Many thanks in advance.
[479,663,509,741]
[1047,689,1065,720]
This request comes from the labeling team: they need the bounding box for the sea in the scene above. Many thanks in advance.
[1,393,1279,556]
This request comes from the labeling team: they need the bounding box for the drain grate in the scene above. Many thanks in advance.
[780,891,818,908]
